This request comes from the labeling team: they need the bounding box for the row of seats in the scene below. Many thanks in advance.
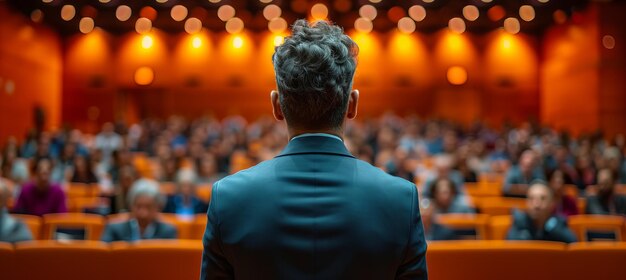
[1,240,624,280]
[12,213,208,240]
[436,214,626,241]
[12,212,625,242]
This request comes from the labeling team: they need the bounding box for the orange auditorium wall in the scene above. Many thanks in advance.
[542,3,626,137]
[0,4,62,144]
[541,5,601,136]
[62,26,540,132]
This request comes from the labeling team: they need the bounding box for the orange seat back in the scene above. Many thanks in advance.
[111,240,203,280]
[435,214,489,239]
[42,213,105,240]
[0,242,15,279]
[479,197,526,216]
[158,213,193,239]
[66,183,98,198]
[195,185,212,203]
[488,215,513,240]
[14,240,110,280]
[568,215,625,242]
[11,214,42,240]
[191,214,208,240]
[427,240,567,280]
[567,242,626,279]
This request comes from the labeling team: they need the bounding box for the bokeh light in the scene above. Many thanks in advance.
[61,5,76,21]
[134,67,154,86]
[217,5,236,22]
[263,4,281,20]
[135,17,152,34]
[447,66,468,85]
[408,5,426,22]
[311,3,328,20]
[504,17,521,34]
[602,35,615,49]
[268,17,287,33]
[171,5,188,22]
[462,5,479,22]
[225,17,244,34]
[141,35,153,49]
[79,17,95,34]
[184,17,202,34]
[519,5,535,22]
[359,5,377,21]
[488,5,505,22]
[397,17,416,34]
[30,9,43,23]
[116,5,132,22]
[354,17,373,33]
[448,17,466,34]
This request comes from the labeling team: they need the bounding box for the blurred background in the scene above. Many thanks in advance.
[0,1,626,279]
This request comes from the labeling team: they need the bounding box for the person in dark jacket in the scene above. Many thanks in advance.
[200,19,427,280]
[586,168,626,215]
[101,179,176,242]
[507,182,577,243]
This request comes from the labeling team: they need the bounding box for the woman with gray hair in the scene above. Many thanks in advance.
[101,178,177,242]
[0,180,32,243]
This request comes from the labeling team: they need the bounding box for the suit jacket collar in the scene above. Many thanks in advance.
[276,135,355,159]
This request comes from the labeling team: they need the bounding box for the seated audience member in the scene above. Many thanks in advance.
[429,178,474,215]
[422,155,465,197]
[0,180,32,242]
[101,179,177,242]
[507,182,577,243]
[586,169,626,215]
[423,178,475,241]
[163,169,208,217]
[110,166,137,214]
[575,153,597,190]
[0,147,30,186]
[503,150,546,197]
[548,170,578,217]
[13,159,67,216]
[70,155,98,184]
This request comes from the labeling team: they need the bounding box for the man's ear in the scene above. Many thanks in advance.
[270,90,285,121]
[346,89,359,120]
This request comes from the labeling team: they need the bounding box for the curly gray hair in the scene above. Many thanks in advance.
[272,19,359,130]
[127,178,166,208]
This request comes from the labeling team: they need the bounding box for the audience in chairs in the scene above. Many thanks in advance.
[101,179,177,242]
[13,158,67,216]
[507,182,577,243]
[162,169,208,217]
[0,180,32,242]
[423,178,474,240]
[586,169,626,215]
[109,166,137,214]
[503,150,546,198]
[548,170,578,217]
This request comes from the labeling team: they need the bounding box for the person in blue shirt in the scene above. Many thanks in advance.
[162,169,208,218]
[503,150,546,197]
[0,180,32,243]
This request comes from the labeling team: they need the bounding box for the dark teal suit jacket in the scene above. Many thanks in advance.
[200,136,428,279]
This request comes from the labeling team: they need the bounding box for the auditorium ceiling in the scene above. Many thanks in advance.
[7,0,591,36]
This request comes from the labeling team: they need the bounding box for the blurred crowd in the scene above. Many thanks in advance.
[1,113,626,243]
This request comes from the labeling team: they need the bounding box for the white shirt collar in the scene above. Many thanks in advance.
[291,133,343,142]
